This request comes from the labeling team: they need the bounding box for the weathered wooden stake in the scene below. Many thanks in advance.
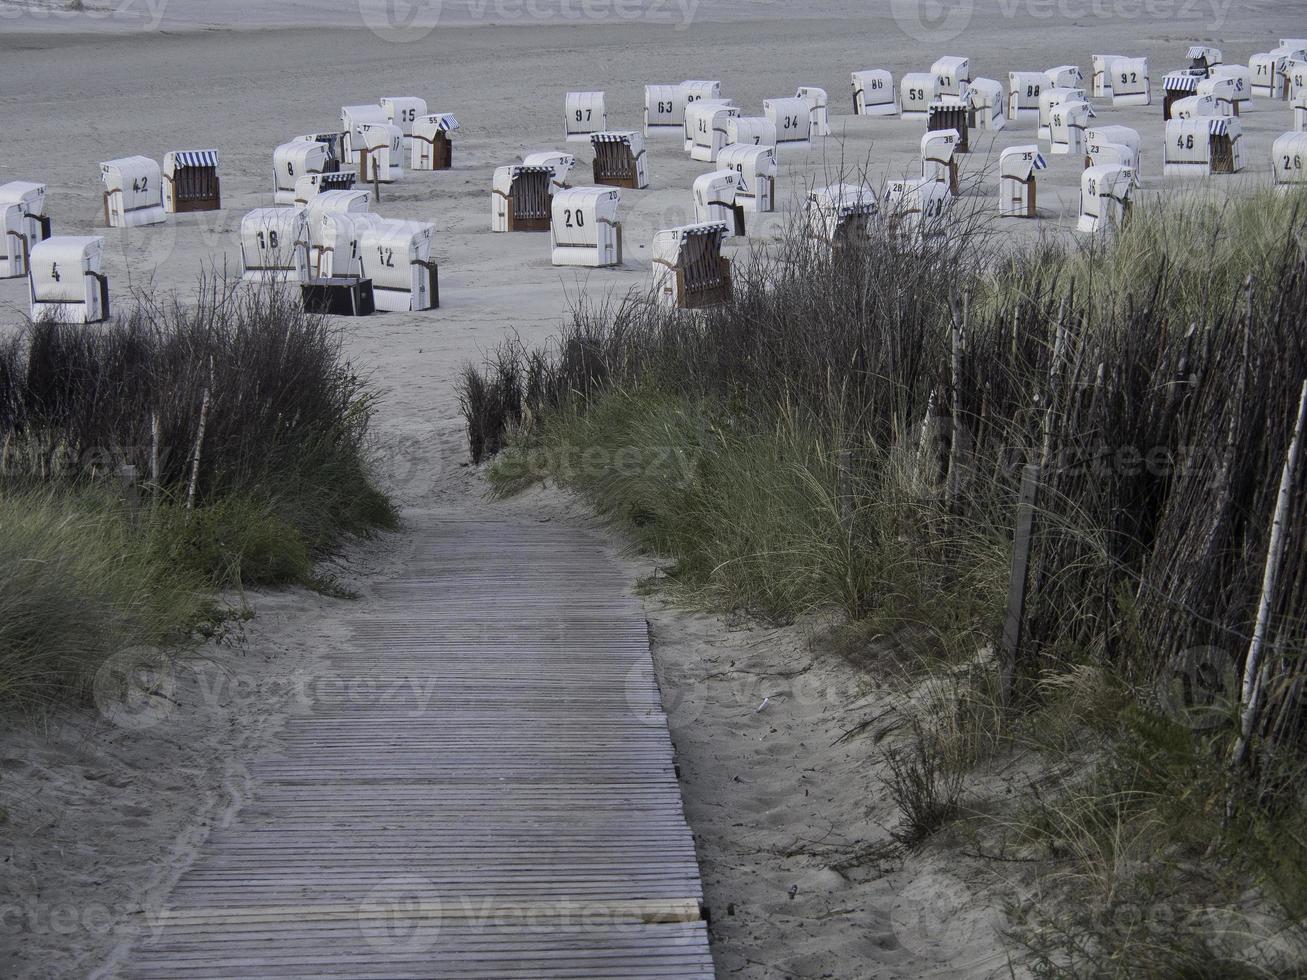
[1229,377,1307,779]
[150,412,161,495]
[186,389,211,511]
[999,463,1041,706]
[946,293,968,508]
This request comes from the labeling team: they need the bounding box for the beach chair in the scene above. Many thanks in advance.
[852,70,896,116]
[1111,58,1151,106]
[380,96,428,149]
[162,150,220,214]
[1163,117,1244,176]
[795,86,831,136]
[357,122,405,183]
[969,78,1006,131]
[341,105,388,165]
[590,131,649,189]
[28,236,109,322]
[1085,125,1142,171]
[1274,132,1307,191]
[921,129,962,196]
[727,116,777,148]
[565,92,607,142]
[410,114,459,170]
[692,170,746,237]
[998,146,1046,218]
[358,219,438,312]
[239,208,309,284]
[101,156,166,228]
[1078,165,1135,234]
[764,97,813,150]
[1008,71,1046,123]
[550,187,622,268]
[687,101,739,162]
[900,73,938,120]
[716,144,777,214]
[804,184,878,253]
[651,222,732,310]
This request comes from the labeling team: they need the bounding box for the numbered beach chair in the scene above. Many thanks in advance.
[239,208,309,284]
[928,101,970,153]
[1163,117,1244,176]
[853,70,896,116]
[1196,77,1240,115]
[1208,67,1250,113]
[900,73,938,120]
[651,222,732,310]
[357,123,405,183]
[1249,53,1281,99]
[645,85,688,137]
[1273,132,1307,191]
[101,157,165,228]
[0,201,30,279]
[969,77,1006,131]
[1112,58,1151,106]
[1171,94,1223,120]
[692,170,746,237]
[310,209,384,281]
[0,182,51,241]
[1045,65,1084,89]
[28,236,109,323]
[764,97,813,150]
[1162,71,1205,119]
[0,182,50,278]
[1038,88,1088,140]
[565,92,607,142]
[359,219,438,312]
[1286,60,1307,101]
[523,151,576,192]
[380,96,427,149]
[999,146,1047,218]
[1008,72,1046,123]
[411,114,459,170]
[884,177,952,242]
[491,165,554,232]
[293,172,358,207]
[550,187,621,268]
[1077,165,1135,234]
[921,129,961,196]
[674,81,724,147]
[274,140,335,205]
[304,188,370,226]
[726,116,777,148]
[590,131,649,189]
[1271,45,1307,98]
[796,87,831,136]
[162,150,221,214]
[716,144,777,213]
[687,101,739,162]
[1092,55,1124,98]
[341,105,388,165]
[805,184,878,252]
[1085,125,1142,171]
[932,56,971,99]
[1050,100,1094,156]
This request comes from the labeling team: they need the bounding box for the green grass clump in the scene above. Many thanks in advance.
[0,277,397,711]
[0,487,210,707]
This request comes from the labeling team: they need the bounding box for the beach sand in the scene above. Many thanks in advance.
[1,4,1303,976]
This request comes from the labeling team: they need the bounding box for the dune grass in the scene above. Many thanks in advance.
[0,279,396,710]
[463,186,1307,975]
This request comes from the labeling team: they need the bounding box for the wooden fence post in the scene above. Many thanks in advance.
[1230,377,1307,779]
[999,463,1041,706]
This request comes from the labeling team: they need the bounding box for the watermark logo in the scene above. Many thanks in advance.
[1156,645,1240,732]
[891,870,1000,966]
[92,648,176,731]
[358,876,443,954]
[358,0,444,42]
[891,0,975,43]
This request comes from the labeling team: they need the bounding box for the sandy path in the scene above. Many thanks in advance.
[2,8,1305,978]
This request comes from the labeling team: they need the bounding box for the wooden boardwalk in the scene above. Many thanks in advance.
[117,518,713,978]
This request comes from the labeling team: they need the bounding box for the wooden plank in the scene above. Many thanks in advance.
[113,517,713,978]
